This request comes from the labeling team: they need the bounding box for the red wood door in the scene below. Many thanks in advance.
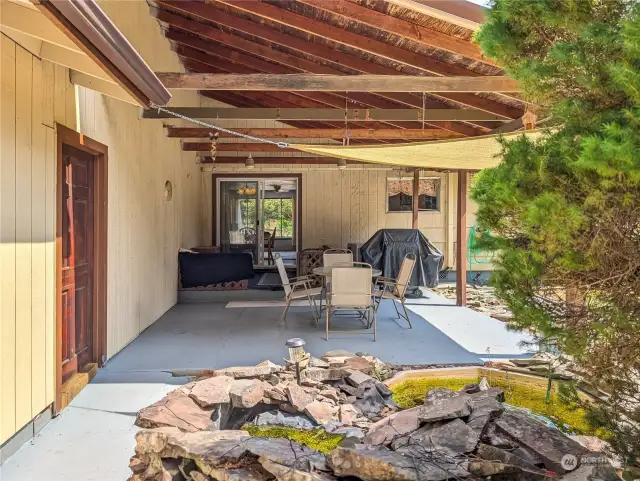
[61,145,95,383]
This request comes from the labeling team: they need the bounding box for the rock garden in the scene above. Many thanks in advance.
[128,349,620,481]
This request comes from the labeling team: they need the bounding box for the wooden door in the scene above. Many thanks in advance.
[61,145,95,382]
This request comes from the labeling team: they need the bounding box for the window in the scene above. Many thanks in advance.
[386,178,440,212]
[263,198,294,238]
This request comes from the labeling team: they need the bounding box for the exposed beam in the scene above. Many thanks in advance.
[456,170,468,306]
[184,143,297,152]
[70,71,138,105]
[167,127,463,140]
[297,0,495,65]
[412,169,420,229]
[202,156,361,165]
[153,2,522,119]
[211,0,474,76]
[39,41,112,80]
[143,107,509,121]
[490,117,524,134]
[157,73,518,93]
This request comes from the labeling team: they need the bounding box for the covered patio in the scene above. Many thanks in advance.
[0,290,532,481]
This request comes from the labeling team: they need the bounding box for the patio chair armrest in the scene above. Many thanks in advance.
[289,275,310,282]
[375,276,396,283]
[375,279,398,287]
[288,279,312,290]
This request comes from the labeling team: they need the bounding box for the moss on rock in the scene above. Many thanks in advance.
[242,425,344,454]
[391,376,595,435]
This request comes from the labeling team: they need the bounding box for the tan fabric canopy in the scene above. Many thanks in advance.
[294,130,544,169]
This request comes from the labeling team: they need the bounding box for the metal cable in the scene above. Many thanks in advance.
[151,104,290,149]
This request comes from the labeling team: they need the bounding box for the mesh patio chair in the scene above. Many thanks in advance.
[374,253,417,328]
[320,248,353,311]
[275,253,322,327]
[325,262,376,341]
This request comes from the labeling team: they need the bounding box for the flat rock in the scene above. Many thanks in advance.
[321,350,356,362]
[229,379,266,409]
[308,357,330,368]
[264,386,288,403]
[467,395,504,437]
[256,360,283,374]
[334,380,364,398]
[135,427,250,461]
[392,419,479,456]
[318,388,340,403]
[364,406,421,446]
[476,444,542,471]
[484,423,518,450]
[374,382,393,399]
[253,410,317,430]
[304,401,339,426]
[459,383,481,394]
[353,384,388,416]
[339,404,358,426]
[470,387,505,403]
[285,383,315,412]
[329,445,469,481]
[261,458,338,481]
[419,394,472,423]
[347,370,374,388]
[211,365,272,379]
[424,388,458,405]
[206,465,271,481]
[136,394,214,432]
[243,437,328,472]
[189,376,234,408]
[495,411,590,473]
[343,356,372,373]
[302,367,349,382]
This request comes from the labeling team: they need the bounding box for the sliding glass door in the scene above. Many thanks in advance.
[217,177,298,267]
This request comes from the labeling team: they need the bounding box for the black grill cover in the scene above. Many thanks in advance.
[360,229,444,288]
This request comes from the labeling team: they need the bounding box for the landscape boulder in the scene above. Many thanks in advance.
[189,375,233,408]
[419,393,472,423]
[136,394,215,432]
[229,379,266,409]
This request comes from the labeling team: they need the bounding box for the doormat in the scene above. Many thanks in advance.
[225,300,311,308]
[257,272,283,287]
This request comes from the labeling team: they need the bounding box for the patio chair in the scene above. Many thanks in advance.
[321,248,353,311]
[374,253,416,328]
[275,253,322,327]
[325,262,376,341]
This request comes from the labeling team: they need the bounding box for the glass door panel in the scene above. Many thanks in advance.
[219,180,259,263]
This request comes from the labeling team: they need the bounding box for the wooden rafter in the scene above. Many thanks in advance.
[201,156,361,165]
[296,0,496,66]
[143,107,509,121]
[184,143,296,152]
[156,9,486,136]
[166,127,464,139]
[156,73,519,93]
[153,2,522,119]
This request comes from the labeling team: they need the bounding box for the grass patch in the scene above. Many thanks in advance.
[391,376,596,435]
[242,425,344,454]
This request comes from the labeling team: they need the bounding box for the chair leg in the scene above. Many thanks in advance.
[401,299,413,329]
[372,306,377,342]
[279,298,291,327]
[325,305,330,341]
[392,299,401,319]
[307,293,320,326]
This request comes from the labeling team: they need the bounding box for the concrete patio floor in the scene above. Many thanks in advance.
[0,293,533,481]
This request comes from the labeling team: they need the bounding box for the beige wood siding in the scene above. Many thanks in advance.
[0,36,76,444]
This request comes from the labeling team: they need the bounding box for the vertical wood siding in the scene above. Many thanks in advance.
[0,36,75,444]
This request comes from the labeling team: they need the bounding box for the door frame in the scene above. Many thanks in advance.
[55,124,108,414]
[212,173,303,258]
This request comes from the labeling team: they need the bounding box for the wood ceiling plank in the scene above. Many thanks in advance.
[167,127,463,139]
[153,2,522,119]
[157,73,519,93]
[144,107,509,121]
[297,0,496,66]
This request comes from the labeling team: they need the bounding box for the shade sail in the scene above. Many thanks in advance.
[294,130,544,169]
